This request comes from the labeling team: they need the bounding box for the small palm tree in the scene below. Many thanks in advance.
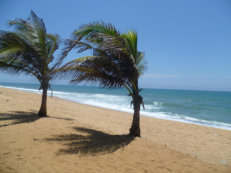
[59,22,146,136]
[0,11,73,117]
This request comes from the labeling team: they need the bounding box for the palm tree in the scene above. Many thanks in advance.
[59,22,146,136]
[0,11,73,117]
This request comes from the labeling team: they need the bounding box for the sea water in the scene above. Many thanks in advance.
[0,82,231,130]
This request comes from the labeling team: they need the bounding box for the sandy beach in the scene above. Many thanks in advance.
[0,87,230,173]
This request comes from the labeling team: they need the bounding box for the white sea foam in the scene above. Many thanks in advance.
[0,86,42,94]
[1,85,231,130]
[140,111,231,130]
[153,101,162,106]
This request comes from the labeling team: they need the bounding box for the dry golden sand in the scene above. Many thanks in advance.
[0,87,230,173]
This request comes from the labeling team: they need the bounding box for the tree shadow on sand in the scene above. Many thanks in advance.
[0,111,74,128]
[0,111,39,127]
[45,127,135,156]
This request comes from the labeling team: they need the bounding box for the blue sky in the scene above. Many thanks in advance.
[0,0,231,91]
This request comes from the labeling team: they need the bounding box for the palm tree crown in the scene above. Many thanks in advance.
[61,22,146,87]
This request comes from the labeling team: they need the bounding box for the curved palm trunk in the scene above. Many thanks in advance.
[129,93,141,137]
[38,84,48,117]
[129,77,141,137]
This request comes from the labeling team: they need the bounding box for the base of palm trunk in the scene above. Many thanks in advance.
[129,126,141,137]
[38,110,47,117]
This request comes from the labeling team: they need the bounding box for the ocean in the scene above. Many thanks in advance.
[0,82,231,130]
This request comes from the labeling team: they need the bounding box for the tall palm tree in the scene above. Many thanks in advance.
[59,22,146,136]
[0,11,72,117]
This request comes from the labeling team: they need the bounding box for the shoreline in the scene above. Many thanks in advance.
[0,85,231,131]
[0,87,230,172]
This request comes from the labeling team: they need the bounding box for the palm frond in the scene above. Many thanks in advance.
[50,37,80,72]
[74,21,120,39]
[136,51,147,76]
[58,55,127,88]
[0,57,41,81]
[0,31,41,71]
[46,34,60,63]
[0,11,60,85]
[121,30,137,62]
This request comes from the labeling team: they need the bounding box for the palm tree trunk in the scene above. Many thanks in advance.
[129,93,141,137]
[38,85,48,117]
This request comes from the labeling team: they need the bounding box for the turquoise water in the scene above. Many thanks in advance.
[0,82,231,130]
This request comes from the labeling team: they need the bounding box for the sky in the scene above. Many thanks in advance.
[0,0,231,91]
